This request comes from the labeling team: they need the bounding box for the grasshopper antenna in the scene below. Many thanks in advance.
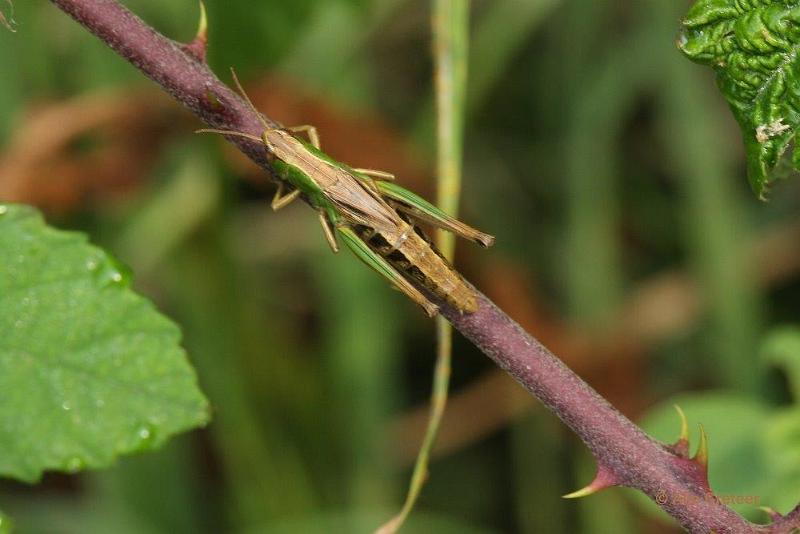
[195,128,262,142]
[196,68,270,140]
[229,67,270,131]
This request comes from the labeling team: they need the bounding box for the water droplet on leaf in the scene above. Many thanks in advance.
[135,424,157,449]
[90,255,132,288]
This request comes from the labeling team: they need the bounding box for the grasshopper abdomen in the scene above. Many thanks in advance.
[355,223,478,314]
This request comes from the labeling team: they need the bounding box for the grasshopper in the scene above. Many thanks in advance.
[199,71,494,316]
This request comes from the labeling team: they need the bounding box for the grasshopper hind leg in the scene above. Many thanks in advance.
[352,168,395,181]
[376,181,495,248]
[338,226,438,317]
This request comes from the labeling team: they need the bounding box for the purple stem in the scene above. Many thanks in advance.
[47,1,799,532]
[451,294,799,533]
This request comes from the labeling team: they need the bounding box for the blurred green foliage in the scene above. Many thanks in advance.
[1,0,800,532]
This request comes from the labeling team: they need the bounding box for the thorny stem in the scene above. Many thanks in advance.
[46,1,800,532]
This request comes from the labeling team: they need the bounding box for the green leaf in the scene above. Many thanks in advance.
[762,326,800,398]
[678,1,800,197]
[0,204,209,483]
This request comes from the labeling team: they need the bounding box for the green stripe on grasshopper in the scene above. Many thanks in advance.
[271,157,332,211]
[371,181,495,248]
[337,226,439,317]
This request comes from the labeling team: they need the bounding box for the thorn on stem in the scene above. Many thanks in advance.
[672,423,713,493]
[563,465,619,499]
[666,409,712,493]
[670,404,690,458]
[196,0,208,39]
[692,423,708,470]
[758,506,781,523]
[180,1,208,62]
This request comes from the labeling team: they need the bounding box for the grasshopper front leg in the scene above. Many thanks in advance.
[286,125,321,150]
[337,226,438,317]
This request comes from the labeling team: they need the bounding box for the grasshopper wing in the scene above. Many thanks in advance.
[323,167,406,234]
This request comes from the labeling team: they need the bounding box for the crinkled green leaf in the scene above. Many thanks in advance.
[0,204,209,482]
[678,0,800,197]
[762,325,800,398]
